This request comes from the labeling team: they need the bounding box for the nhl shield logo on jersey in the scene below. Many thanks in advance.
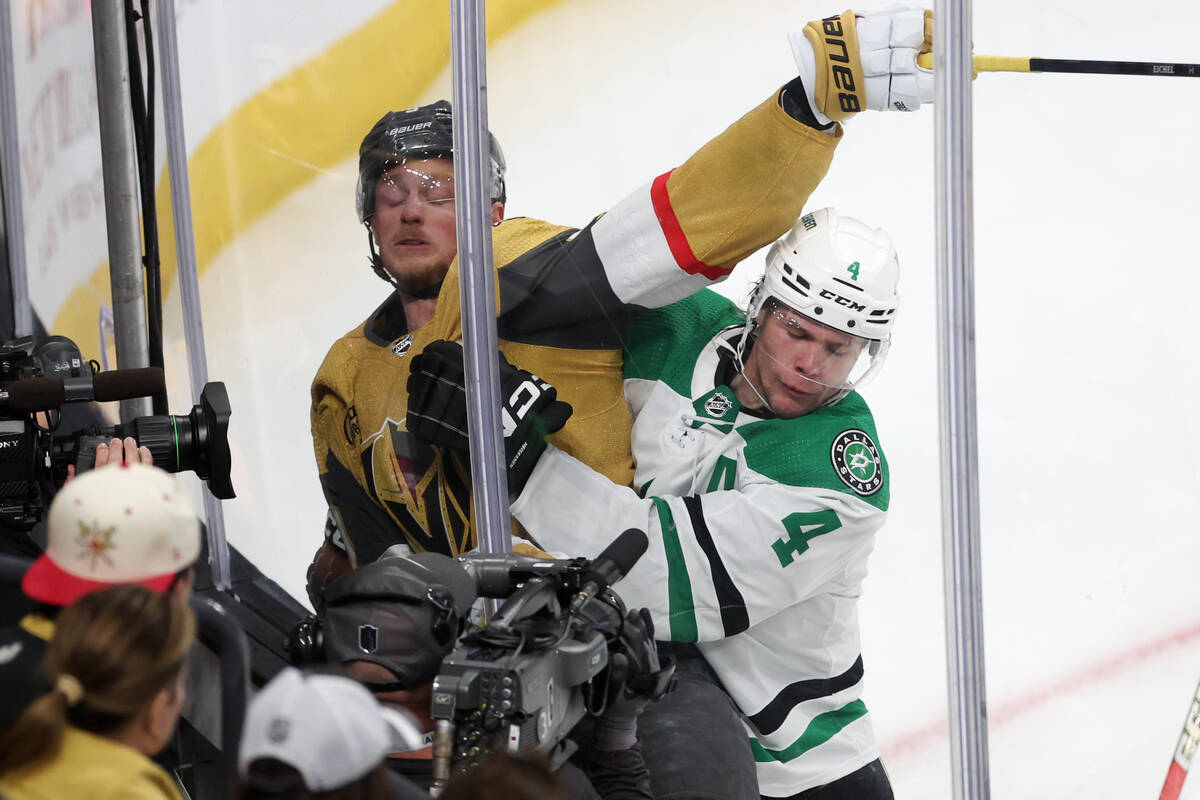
[831,429,883,496]
[704,392,733,418]
[391,334,414,357]
[689,387,740,433]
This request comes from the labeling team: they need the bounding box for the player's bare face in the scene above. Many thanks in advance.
[743,302,864,418]
[369,159,458,295]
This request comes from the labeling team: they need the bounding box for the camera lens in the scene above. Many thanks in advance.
[114,382,234,499]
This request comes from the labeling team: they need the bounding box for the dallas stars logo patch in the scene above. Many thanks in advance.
[830,429,883,496]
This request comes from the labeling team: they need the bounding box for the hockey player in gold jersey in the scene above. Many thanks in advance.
[307,7,935,615]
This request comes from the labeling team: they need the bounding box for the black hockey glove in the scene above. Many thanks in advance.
[594,608,676,751]
[406,340,573,497]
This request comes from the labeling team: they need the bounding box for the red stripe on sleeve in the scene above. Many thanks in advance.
[650,170,726,281]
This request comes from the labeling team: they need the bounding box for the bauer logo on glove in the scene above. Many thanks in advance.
[790,6,935,124]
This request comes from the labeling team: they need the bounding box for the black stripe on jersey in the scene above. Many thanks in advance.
[362,290,409,347]
[439,451,473,554]
[352,431,461,558]
[497,225,637,349]
[681,495,749,636]
[322,451,407,564]
[748,656,865,735]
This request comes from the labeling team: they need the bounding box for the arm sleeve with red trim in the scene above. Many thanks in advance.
[591,87,841,310]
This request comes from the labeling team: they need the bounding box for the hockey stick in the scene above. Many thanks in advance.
[1159,676,1200,800]
[916,52,1200,77]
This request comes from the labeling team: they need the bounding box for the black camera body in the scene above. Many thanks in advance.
[428,529,661,784]
[0,334,234,529]
[289,529,670,785]
[431,573,612,774]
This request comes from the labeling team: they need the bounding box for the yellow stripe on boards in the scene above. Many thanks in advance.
[53,0,562,362]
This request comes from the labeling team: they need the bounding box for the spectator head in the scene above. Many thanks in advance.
[320,554,475,732]
[0,584,195,773]
[237,667,422,799]
[321,553,473,686]
[21,463,201,607]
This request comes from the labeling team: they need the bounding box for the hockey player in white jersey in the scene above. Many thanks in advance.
[410,208,901,798]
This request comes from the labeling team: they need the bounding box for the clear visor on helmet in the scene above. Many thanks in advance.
[754,300,889,399]
[375,161,456,208]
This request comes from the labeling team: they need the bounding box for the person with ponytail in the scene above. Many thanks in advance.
[0,583,196,799]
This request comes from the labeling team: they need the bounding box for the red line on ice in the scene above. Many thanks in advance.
[881,619,1200,761]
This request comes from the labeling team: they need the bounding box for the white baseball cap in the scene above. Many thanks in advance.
[22,463,202,606]
[239,667,424,792]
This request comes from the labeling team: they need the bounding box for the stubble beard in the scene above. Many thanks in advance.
[384,253,450,299]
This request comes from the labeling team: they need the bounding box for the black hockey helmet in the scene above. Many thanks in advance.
[355,99,507,223]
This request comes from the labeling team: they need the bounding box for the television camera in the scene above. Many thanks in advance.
[430,528,675,786]
[0,334,234,529]
[288,529,674,786]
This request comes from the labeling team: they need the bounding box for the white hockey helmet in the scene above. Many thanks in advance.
[739,208,900,404]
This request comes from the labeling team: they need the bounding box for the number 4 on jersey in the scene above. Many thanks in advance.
[772,510,842,567]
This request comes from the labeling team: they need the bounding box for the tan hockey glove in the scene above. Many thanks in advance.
[790,6,934,123]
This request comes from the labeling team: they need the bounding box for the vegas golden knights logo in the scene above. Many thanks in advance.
[361,419,474,556]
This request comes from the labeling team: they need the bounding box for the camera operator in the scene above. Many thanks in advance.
[293,554,656,798]
[0,432,151,563]
[0,433,156,632]
[0,462,200,734]
[0,332,233,574]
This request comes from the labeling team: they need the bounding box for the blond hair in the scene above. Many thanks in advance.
[0,584,195,774]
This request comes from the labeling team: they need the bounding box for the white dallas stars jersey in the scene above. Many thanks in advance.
[512,290,889,796]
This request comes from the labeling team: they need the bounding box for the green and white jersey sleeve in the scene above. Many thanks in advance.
[511,290,891,796]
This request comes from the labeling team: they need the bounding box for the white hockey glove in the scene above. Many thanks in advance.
[788,5,934,125]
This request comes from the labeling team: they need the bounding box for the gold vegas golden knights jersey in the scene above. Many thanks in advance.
[311,82,842,565]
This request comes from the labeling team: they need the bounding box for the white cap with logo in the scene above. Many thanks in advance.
[22,463,201,606]
[239,667,424,792]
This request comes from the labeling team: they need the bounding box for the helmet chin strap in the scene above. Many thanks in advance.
[721,328,776,414]
[367,227,399,289]
[727,319,862,413]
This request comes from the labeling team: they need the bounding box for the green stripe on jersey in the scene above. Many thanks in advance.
[651,496,698,642]
[740,394,890,512]
[624,290,743,397]
[749,699,869,763]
